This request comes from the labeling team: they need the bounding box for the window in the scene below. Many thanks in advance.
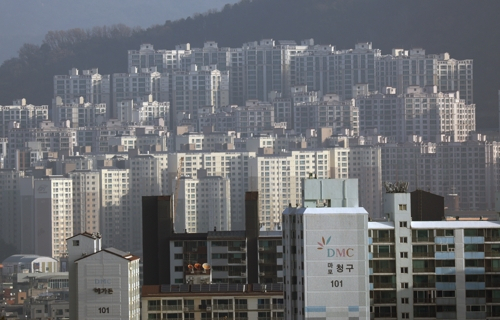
[401,267,409,274]
[401,298,409,304]
[401,282,409,289]
[402,313,410,319]
[400,252,408,258]
[400,237,408,243]
[174,254,183,260]
[399,204,407,210]
[72,240,79,246]
[399,221,408,228]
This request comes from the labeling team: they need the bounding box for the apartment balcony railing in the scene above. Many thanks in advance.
[413,252,435,258]
[413,282,436,288]
[371,252,395,259]
[412,237,435,243]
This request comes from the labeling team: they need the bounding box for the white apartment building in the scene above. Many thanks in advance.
[113,67,169,118]
[176,175,231,233]
[0,100,48,137]
[357,86,475,142]
[128,43,188,73]
[53,68,111,109]
[68,232,140,320]
[377,49,474,104]
[117,99,170,125]
[33,176,73,258]
[233,101,275,137]
[99,168,131,250]
[174,131,236,152]
[284,179,370,320]
[248,150,331,229]
[168,151,255,231]
[242,39,309,102]
[171,65,229,126]
[68,170,101,235]
[52,99,107,128]
[294,94,359,135]
[75,122,136,153]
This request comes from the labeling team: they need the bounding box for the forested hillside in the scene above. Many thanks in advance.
[1,0,499,128]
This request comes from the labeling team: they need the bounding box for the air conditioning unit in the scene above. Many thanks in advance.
[183,307,189,311]
[241,272,246,277]
[259,272,265,276]
[206,307,212,311]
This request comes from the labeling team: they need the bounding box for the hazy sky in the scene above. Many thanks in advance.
[0,0,239,64]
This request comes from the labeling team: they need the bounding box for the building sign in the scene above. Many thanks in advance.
[304,209,370,319]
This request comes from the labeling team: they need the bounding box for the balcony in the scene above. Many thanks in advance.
[272,304,284,310]
[372,268,396,274]
[213,304,234,311]
[234,304,248,310]
[373,312,397,318]
[228,258,246,264]
[372,298,397,304]
[257,304,271,310]
[372,282,396,289]
[413,282,435,288]
[485,251,500,257]
[371,252,395,259]
[413,267,435,273]
[413,252,435,258]
[164,305,183,311]
[372,237,395,243]
[412,236,435,243]
[414,298,436,304]
[148,305,161,311]
[414,312,436,318]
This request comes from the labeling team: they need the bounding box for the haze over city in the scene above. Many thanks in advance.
[1,0,500,319]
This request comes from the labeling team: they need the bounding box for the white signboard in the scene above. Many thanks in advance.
[304,210,369,319]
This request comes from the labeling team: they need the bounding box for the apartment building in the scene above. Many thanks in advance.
[142,192,283,287]
[171,65,229,126]
[233,101,275,138]
[248,150,330,229]
[128,43,188,73]
[377,49,473,104]
[176,175,231,233]
[168,151,255,231]
[67,170,101,234]
[52,99,107,128]
[380,136,500,211]
[142,284,284,320]
[33,176,73,258]
[53,68,110,108]
[112,67,169,118]
[117,99,170,126]
[99,168,131,250]
[293,94,359,135]
[67,232,140,320]
[357,86,475,143]
[0,100,48,137]
[283,178,500,319]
